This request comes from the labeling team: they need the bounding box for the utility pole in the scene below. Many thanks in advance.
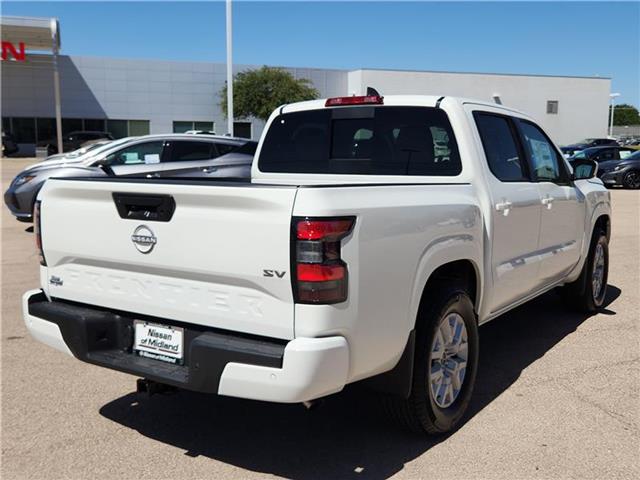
[609,93,620,138]
[226,0,234,137]
[52,18,63,154]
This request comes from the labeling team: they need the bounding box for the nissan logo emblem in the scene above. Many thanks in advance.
[131,225,157,254]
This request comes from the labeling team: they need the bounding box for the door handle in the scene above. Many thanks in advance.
[201,167,218,174]
[541,196,554,209]
[112,193,176,222]
[146,172,161,179]
[495,200,513,216]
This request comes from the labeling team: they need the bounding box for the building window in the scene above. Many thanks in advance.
[4,117,149,144]
[173,121,214,133]
[107,120,129,139]
[12,118,36,143]
[62,119,83,135]
[84,119,106,131]
[173,121,193,133]
[128,120,150,136]
[233,121,252,139]
[36,118,57,143]
[546,100,559,114]
[194,121,214,132]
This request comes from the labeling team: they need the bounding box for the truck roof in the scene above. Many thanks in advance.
[281,95,530,118]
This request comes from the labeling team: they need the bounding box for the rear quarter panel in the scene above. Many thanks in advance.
[293,184,483,383]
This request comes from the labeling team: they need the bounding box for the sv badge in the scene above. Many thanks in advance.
[263,269,286,278]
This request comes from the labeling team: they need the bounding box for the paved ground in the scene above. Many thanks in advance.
[1,158,638,480]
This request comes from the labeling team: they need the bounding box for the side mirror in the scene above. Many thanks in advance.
[571,158,598,180]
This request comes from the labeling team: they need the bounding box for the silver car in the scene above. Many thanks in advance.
[4,134,254,222]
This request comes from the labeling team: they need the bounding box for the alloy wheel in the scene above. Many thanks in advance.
[624,171,640,189]
[592,242,606,302]
[428,313,468,408]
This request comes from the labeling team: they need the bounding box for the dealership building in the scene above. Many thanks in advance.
[2,15,612,155]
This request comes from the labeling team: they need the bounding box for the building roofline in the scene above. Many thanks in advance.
[1,15,58,25]
[351,67,611,81]
[15,52,611,81]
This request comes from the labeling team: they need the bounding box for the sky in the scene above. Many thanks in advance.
[3,1,639,107]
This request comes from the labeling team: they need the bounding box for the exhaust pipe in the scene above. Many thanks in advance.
[136,378,177,396]
[302,399,322,411]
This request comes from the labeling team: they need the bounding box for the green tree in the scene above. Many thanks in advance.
[609,103,640,126]
[220,66,319,122]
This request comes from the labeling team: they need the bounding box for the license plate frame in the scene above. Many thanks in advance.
[133,320,184,365]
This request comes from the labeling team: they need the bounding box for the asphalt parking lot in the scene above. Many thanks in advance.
[1,158,638,480]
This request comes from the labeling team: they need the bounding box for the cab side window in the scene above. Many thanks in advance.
[517,120,566,183]
[474,112,528,182]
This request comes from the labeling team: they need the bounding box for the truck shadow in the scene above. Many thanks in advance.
[100,285,620,479]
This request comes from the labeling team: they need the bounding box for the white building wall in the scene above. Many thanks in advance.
[348,69,611,145]
[1,55,348,140]
[2,55,610,148]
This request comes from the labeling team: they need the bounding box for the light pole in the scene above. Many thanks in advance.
[226,0,234,137]
[609,93,620,138]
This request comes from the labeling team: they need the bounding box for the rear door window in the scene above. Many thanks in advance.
[258,107,461,176]
[233,141,258,156]
[215,143,236,156]
[166,141,216,162]
[474,113,528,182]
[593,148,616,162]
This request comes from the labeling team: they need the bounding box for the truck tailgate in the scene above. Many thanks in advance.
[39,179,297,340]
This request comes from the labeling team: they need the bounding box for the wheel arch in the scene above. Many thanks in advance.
[593,213,611,241]
[410,257,482,332]
[366,257,481,399]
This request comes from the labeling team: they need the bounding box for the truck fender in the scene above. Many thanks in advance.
[566,194,611,283]
[408,236,483,331]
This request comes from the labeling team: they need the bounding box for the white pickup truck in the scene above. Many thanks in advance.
[24,95,611,434]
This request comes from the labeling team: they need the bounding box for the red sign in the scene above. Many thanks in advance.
[1,42,26,61]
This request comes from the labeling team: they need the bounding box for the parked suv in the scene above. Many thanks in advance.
[561,138,618,157]
[570,146,637,163]
[593,149,640,189]
[38,131,114,156]
[24,95,610,434]
[4,134,253,222]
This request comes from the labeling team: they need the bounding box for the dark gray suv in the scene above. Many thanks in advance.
[4,134,255,222]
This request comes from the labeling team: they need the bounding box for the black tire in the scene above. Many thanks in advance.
[563,229,609,313]
[622,170,640,189]
[383,286,479,434]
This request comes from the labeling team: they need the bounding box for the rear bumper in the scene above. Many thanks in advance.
[22,289,349,403]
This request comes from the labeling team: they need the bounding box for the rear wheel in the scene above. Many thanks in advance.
[383,286,479,434]
[622,170,640,189]
[563,229,609,312]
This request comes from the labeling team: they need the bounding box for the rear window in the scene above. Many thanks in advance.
[233,140,258,156]
[167,141,215,161]
[258,107,461,176]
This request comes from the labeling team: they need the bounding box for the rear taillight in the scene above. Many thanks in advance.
[34,200,46,266]
[293,217,355,304]
[325,95,383,107]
